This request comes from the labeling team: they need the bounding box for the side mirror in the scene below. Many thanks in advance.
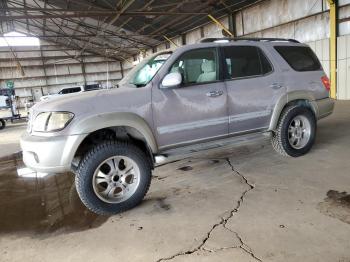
[161,72,182,89]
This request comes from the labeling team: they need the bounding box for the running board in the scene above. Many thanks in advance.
[155,132,270,165]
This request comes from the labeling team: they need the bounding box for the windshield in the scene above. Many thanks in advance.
[119,51,172,88]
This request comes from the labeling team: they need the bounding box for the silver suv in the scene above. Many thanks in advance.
[21,38,334,215]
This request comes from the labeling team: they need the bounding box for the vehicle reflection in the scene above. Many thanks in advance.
[0,153,108,235]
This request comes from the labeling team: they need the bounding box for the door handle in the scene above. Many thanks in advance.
[206,90,224,97]
[270,83,283,90]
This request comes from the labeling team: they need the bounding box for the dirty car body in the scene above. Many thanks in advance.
[21,38,334,214]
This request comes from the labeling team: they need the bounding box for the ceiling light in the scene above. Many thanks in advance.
[0,31,40,47]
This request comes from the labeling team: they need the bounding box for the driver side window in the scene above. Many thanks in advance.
[170,48,219,85]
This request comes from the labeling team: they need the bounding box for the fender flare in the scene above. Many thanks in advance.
[268,91,318,131]
[70,112,158,153]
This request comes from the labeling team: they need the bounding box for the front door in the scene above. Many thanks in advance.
[152,48,228,150]
[222,45,285,134]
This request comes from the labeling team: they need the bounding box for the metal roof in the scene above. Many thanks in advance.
[0,0,261,61]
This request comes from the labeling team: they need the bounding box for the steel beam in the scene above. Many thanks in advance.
[0,11,208,21]
[3,7,208,16]
[207,14,233,37]
[163,35,178,47]
[327,0,337,99]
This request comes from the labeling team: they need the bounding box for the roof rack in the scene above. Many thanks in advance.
[199,37,300,43]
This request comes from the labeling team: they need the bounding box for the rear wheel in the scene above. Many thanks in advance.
[75,141,152,215]
[271,105,316,157]
[0,119,5,130]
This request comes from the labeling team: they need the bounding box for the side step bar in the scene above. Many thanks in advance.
[155,132,270,165]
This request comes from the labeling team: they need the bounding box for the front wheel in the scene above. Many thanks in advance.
[75,141,152,215]
[271,105,316,157]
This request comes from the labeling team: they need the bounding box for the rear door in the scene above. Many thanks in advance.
[152,47,228,149]
[273,45,329,100]
[222,45,284,134]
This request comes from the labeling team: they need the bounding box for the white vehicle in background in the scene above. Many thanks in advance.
[40,86,83,101]
[40,84,102,101]
[0,90,26,130]
[0,95,7,108]
[0,95,9,129]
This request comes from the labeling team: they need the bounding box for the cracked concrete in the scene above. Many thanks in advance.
[0,101,350,262]
[155,158,260,262]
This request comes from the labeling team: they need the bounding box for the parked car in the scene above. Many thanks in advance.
[0,95,9,129]
[21,38,334,215]
[0,94,21,130]
[40,84,102,101]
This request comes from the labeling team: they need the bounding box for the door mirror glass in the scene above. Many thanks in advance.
[161,72,182,88]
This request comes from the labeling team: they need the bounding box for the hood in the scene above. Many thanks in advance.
[32,86,150,118]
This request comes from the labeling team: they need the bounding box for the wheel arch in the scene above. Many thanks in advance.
[71,113,157,169]
[269,91,318,131]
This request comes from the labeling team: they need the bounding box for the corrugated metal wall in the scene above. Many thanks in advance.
[0,39,124,105]
[132,0,350,100]
[307,34,350,100]
[307,38,330,78]
[337,35,350,100]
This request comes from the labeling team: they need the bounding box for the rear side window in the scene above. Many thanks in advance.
[85,84,100,91]
[66,87,81,93]
[60,87,81,94]
[274,46,321,71]
[222,46,272,79]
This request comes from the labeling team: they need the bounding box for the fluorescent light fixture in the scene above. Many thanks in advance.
[17,167,49,178]
[0,31,40,47]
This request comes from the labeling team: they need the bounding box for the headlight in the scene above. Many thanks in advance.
[32,112,74,132]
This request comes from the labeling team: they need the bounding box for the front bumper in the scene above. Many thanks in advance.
[313,97,335,119]
[20,133,86,173]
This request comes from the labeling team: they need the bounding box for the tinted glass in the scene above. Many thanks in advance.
[170,48,218,85]
[85,84,100,91]
[223,46,272,79]
[72,87,81,93]
[274,46,321,71]
[259,49,273,74]
[60,87,81,94]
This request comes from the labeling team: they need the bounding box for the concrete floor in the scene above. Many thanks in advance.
[0,119,27,158]
[0,102,349,262]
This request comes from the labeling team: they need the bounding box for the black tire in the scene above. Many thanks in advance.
[0,119,5,130]
[75,141,152,215]
[271,105,316,157]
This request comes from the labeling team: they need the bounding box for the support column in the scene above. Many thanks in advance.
[228,12,237,37]
[120,61,124,79]
[327,0,338,99]
[81,58,87,86]
[39,45,48,96]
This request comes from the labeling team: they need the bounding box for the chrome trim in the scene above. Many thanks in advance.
[229,110,271,123]
[157,116,228,135]
[159,126,269,151]
[158,110,271,135]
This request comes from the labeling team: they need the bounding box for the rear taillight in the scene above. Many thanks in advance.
[321,76,330,91]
